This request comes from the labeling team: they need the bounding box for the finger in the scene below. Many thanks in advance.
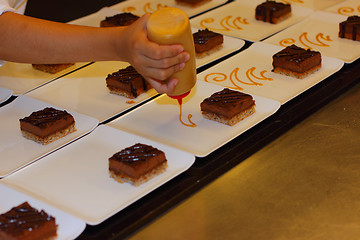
[144,50,190,69]
[142,61,185,81]
[147,77,178,94]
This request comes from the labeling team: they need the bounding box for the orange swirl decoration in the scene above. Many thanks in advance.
[337,7,355,15]
[279,32,332,49]
[144,3,167,13]
[246,67,273,84]
[299,32,332,49]
[279,38,296,47]
[200,16,249,32]
[204,67,272,90]
[122,6,136,12]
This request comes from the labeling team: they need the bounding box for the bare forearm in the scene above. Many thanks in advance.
[0,12,124,63]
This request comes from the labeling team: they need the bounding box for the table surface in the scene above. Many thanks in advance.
[20,0,360,239]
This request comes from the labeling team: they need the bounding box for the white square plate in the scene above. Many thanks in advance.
[25,61,158,123]
[110,0,228,18]
[325,0,360,16]
[190,0,313,41]
[108,80,281,157]
[0,62,85,95]
[263,11,360,63]
[0,95,98,177]
[0,86,12,104]
[2,125,195,225]
[0,183,86,240]
[197,42,344,104]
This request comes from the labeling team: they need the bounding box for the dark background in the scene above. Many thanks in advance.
[25,0,124,22]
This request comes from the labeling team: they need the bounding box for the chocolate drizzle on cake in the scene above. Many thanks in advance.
[273,44,319,63]
[0,202,56,238]
[111,143,160,163]
[193,29,221,44]
[203,88,254,107]
[20,107,73,128]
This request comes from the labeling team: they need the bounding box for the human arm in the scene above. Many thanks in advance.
[0,12,189,93]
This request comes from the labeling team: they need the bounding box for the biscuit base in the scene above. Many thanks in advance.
[196,44,223,59]
[21,123,76,145]
[108,87,135,99]
[109,161,168,186]
[202,105,256,126]
[273,63,321,79]
[32,63,75,74]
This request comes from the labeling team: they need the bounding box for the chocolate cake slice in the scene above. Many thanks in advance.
[339,15,360,41]
[106,66,152,99]
[272,44,322,79]
[0,202,57,240]
[100,12,140,27]
[109,143,168,186]
[193,28,224,58]
[19,107,76,145]
[255,1,291,24]
[200,88,256,126]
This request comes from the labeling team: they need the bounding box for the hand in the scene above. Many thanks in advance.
[119,13,190,94]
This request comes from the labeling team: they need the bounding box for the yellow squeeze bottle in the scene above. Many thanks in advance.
[147,7,197,103]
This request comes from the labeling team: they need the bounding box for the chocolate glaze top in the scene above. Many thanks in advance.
[107,66,143,83]
[102,12,139,26]
[0,202,55,236]
[256,0,290,11]
[19,107,73,128]
[273,44,320,63]
[111,143,163,163]
[345,15,360,24]
[193,29,222,44]
[203,88,254,105]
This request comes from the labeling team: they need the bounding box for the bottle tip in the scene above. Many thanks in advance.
[167,91,190,100]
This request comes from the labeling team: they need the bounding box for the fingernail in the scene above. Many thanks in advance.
[179,62,185,70]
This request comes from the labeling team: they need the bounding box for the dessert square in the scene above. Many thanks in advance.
[32,63,75,74]
[193,28,224,58]
[200,88,256,126]
[255,1,291,24]
[100,12,140,27]
[106,66,152,99]
[109,143,168,186]
[272,44,322,79]
[0,202,57,240]
[175,0,211,7]
[19,107,76,145]
[339,15,360,41]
